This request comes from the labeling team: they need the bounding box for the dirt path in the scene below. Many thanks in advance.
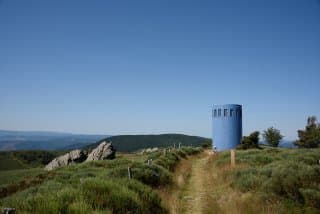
[159,151,281,214]
[181,151,219,214]
[158,151,224,214]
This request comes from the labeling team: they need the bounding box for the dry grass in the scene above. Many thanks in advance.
[156,153,198,214]
[161,150,284,214]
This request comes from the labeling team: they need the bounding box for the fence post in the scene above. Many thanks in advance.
[231,149,236,167]
[128,166,132,179]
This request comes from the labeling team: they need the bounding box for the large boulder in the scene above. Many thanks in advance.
[86,141,116,161]
[45,149,88,171]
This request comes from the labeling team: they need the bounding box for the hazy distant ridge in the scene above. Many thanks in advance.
[0,130,109,151]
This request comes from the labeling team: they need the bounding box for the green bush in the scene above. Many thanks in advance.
[125,179,167,213]
[231,168,264,192]
[263,162,320,201]
[155,153,180,171]
[67,200,92,214]
[81,178,141,212]
[106,163,171,187]
[300,188,320,209]
[131,163,172,187]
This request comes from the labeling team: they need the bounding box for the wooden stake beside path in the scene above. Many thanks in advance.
[230,149,235,167]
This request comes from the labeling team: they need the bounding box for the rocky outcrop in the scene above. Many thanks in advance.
[44,149,88,171]
[140,147,159,154]
[44,142,116,170]
[86,141,115,161]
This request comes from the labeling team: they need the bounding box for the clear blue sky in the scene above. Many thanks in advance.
[1,0,319,140]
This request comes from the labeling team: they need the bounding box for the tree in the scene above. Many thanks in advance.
[263,127,283,147]
[237,131,260,149]
[201,139,212,149]
[294,116,320,148]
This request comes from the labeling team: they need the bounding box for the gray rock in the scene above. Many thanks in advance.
[86,141,115,161]
[45,149,87,171]
[143,147,159,153]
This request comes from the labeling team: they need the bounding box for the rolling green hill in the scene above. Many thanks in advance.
[86,134,209,152]
[0,151,64,171]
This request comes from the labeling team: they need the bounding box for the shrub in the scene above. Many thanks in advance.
[231,168,264,192]
[81,178,141,212]
[81,178,167,213]
[125,179,168,213]
[130,163,172,187]
[218,148,320,210]
[67,200,92,214]
[300,188,320,209]
[107,163,171,187]
[263,162,320,201]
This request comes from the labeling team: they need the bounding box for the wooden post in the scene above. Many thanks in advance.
[178,142,181,149]
[231,149,236,167]
[128,166,132,179]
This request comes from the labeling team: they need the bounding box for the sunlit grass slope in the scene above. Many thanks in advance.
[0,147,202,213]
[215,147,320,212]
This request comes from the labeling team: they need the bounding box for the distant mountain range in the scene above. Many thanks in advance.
[0,130,109,151]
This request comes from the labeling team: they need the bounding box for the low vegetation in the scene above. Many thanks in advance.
[0,146,203,213]
[215,147,320,212]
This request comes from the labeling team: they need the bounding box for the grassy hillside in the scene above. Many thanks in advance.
[0,146,202,213]
[86,134,209,152]
[0,146,319,213]
[213,147,320,212]
[0,151,64,171]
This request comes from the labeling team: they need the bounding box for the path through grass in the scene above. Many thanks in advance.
[166,150,281,214]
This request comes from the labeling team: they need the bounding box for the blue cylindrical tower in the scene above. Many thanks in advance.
[212,104,242,151]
